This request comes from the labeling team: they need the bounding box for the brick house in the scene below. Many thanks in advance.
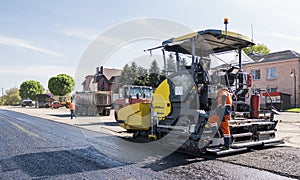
[243,50,300,108]
[82,66,122,92]
[81,75,94,91]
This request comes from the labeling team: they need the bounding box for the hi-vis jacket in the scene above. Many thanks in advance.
[69,102,75,110]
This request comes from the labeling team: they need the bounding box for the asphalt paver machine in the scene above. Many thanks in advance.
[116,21,283,155]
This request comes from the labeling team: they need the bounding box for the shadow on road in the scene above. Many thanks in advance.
[141,147,260,172]
[0,146,125,178]
[77,122,119,127]
[141,151,214,171]
[47,114,70,118]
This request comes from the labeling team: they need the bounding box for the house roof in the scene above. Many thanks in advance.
[248,52,265,62]
[82,67,122,86]
[84,75,94,78]
[102,68,122,81]
[82,75,94,85]
[35,93,53,98]
[248,50,300,63]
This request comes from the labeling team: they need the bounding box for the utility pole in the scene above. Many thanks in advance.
[291,69,296,108]
[1,87,3,106]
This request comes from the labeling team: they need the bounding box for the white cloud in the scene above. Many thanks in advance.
[0,65,76,89]
[61,27,98,41]
[0,65,75,78]
[0,36,63,57]
[268,32,300,42]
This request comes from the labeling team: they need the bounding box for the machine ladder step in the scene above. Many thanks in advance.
[230,138,284,149]
[230,121,275,128]
[206,147,248,155]
[230,119,272,124]
[206,138,284,155]
[257,130,276,135]
[231,132,252,138]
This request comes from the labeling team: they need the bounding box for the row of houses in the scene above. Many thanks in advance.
[82,50,300,110]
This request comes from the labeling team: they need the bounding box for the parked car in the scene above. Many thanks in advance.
[21,98,33,107]
[51,101,63,109]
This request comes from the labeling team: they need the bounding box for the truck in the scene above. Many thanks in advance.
[114,85,153,120]
[35,94,53,108]
[75,91,112,116]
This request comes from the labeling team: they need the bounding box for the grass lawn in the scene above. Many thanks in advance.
[286,108,300,113]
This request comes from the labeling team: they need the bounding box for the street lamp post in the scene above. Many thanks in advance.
[1,87,3,106]
[291,69,296,108]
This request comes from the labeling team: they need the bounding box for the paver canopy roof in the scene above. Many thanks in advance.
[162,29,255,56]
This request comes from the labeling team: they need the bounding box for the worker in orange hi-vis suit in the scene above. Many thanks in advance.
[69,101,76,119]
[217,87,233,150]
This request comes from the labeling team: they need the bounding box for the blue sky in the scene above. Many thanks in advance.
[1,0,300,92]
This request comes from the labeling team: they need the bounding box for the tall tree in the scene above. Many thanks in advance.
[166,53,176,74]
[243,44,270,55]
[149,59,160,74]
[130,62,138,77]
[118,64,130,87]
[48,74,74,96]
[118,62,139,87]
[4,87,21,105]
[179,57,188,69]
[19,80,44,100]
[134,66,149,86]
[149,60,162,88]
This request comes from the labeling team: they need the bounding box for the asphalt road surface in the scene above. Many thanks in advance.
[0,109,299,179]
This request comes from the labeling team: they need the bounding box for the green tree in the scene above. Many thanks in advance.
[149,59,160,75]
[118,62,150,87]
[19,80,44,100]
[48,74,74,96]
[149,60,163,88]
[130,62,138,76]
[0,93,3,106]
[118,64,130,87]
[167,53,176,74]
[243,44,270,55]
[179,57,188,69]
[118,63,137,87]
[134,66,149,86]
[4,87,21,105]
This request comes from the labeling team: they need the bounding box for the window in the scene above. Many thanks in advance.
[101,81,105,91]
[266,68,276,80]
[266,96,281,103]
[267,87,277,92]
[251,69,261,80]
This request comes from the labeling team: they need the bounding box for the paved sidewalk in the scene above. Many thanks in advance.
[1,106,300,148]
[275,112,300,148]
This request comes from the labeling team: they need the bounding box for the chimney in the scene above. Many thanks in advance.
[96,67,100,74]
[100,66,103,74]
